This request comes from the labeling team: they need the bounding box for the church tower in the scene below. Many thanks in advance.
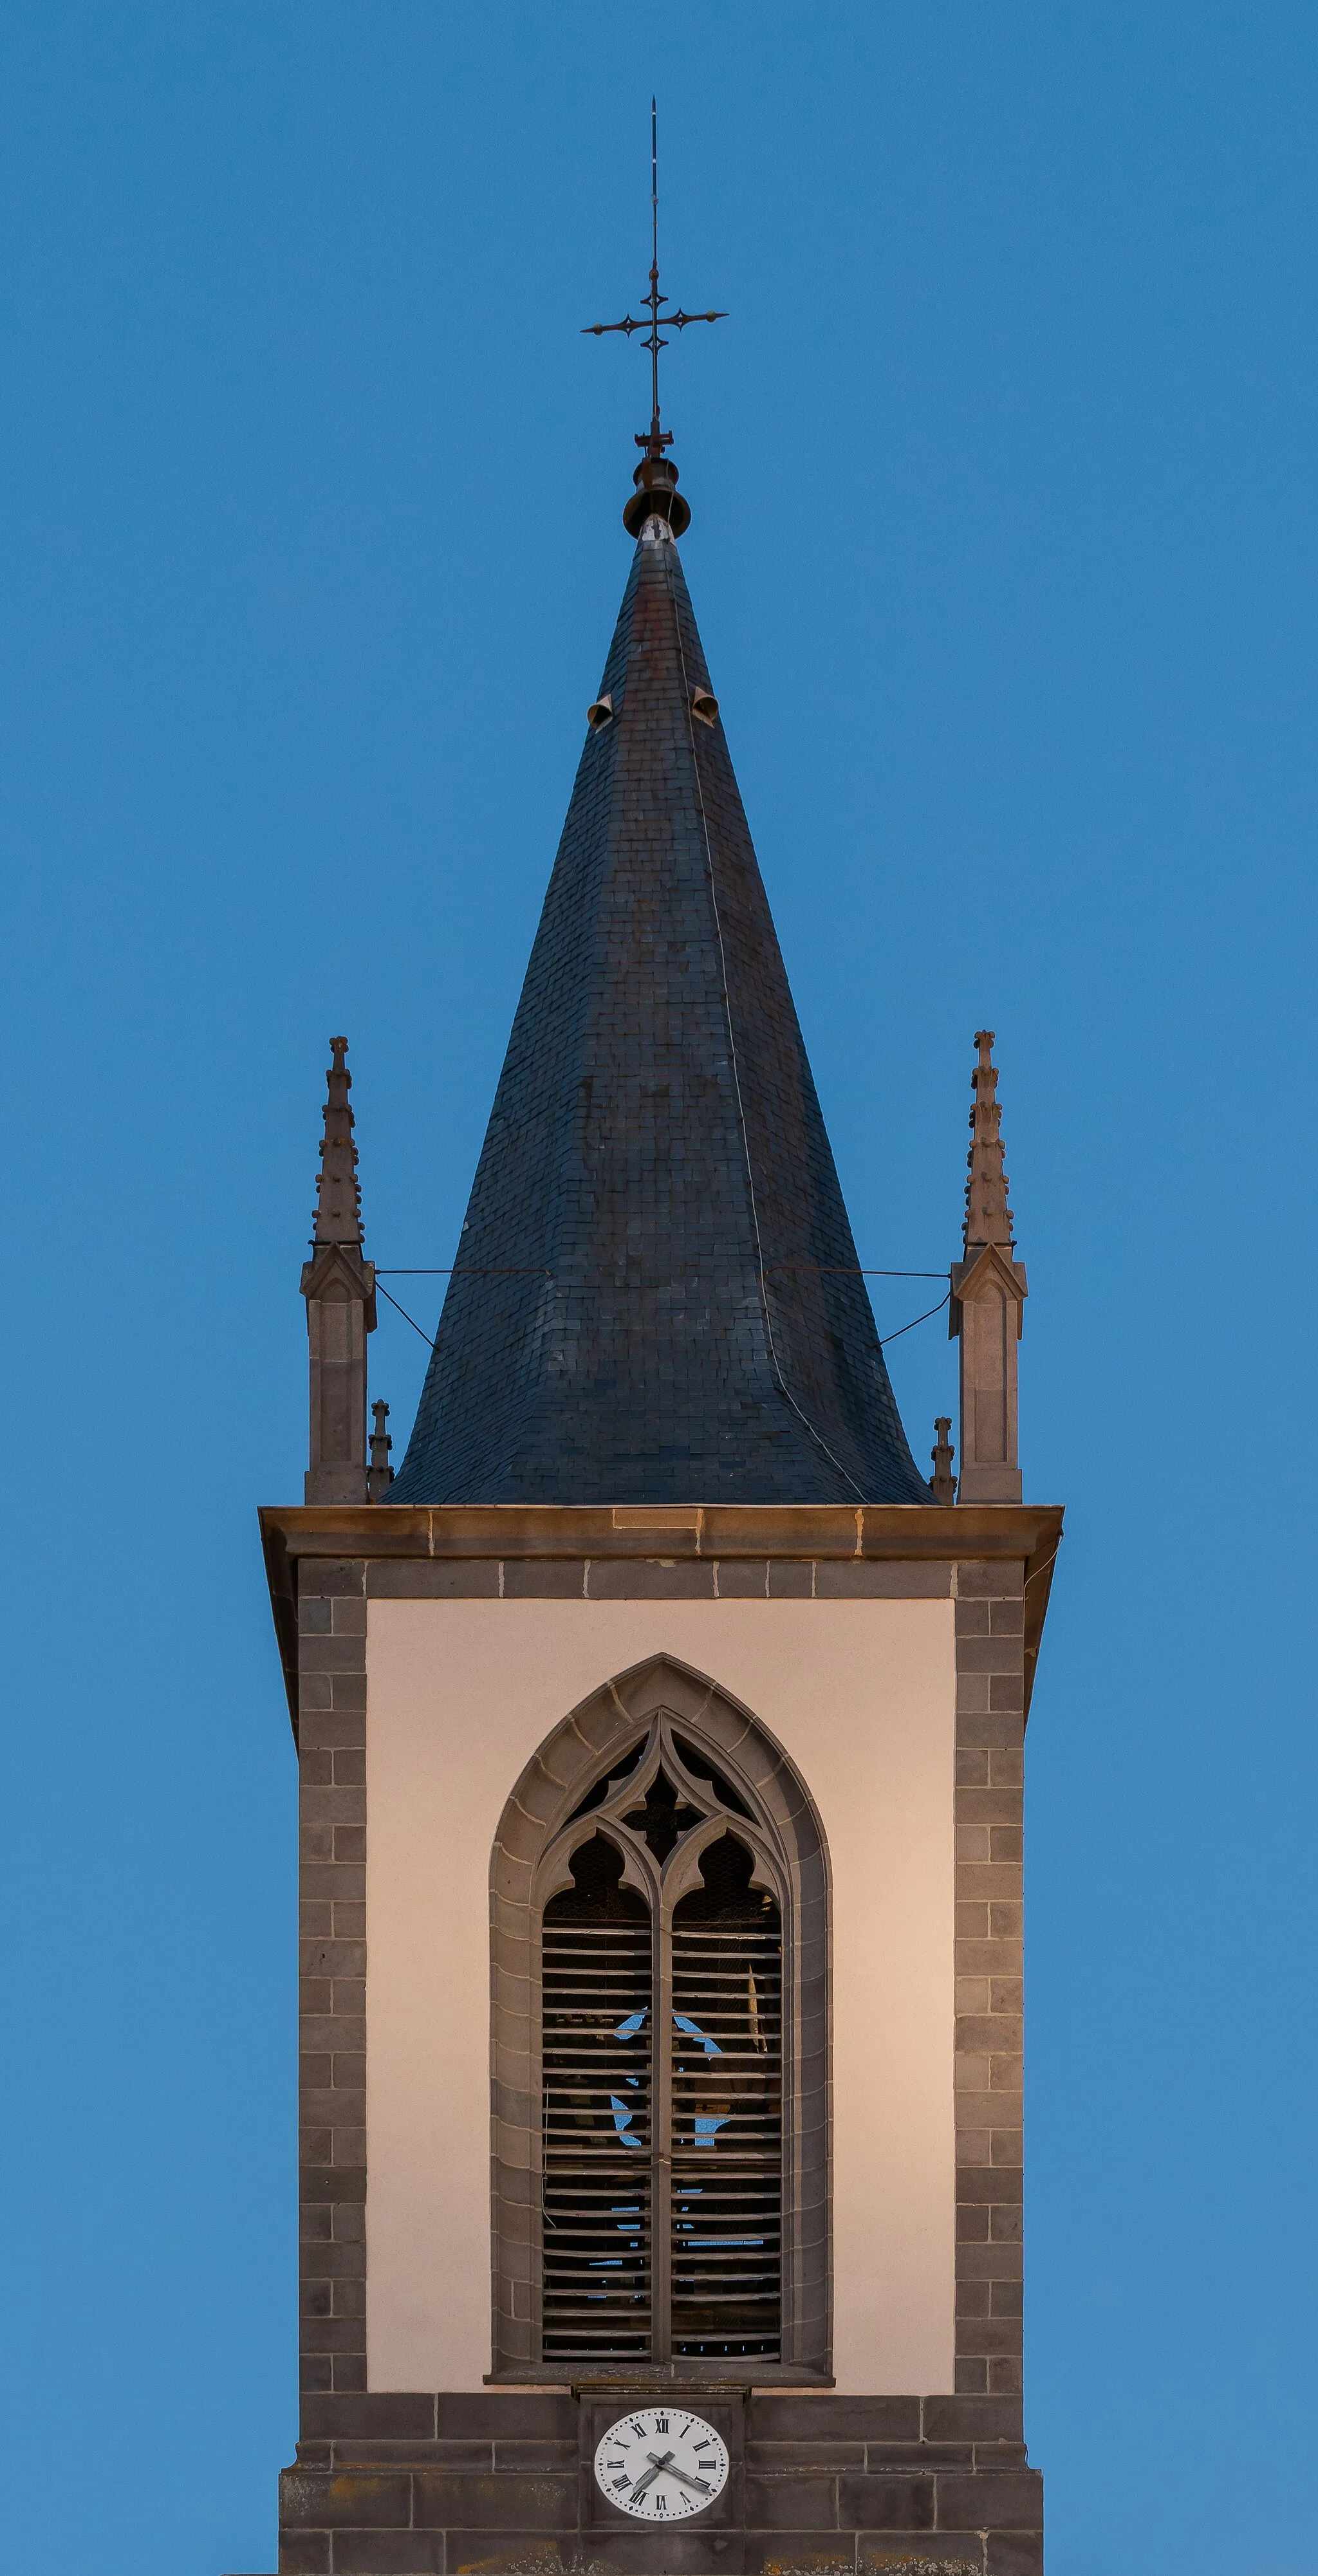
[261,380,1061,2576]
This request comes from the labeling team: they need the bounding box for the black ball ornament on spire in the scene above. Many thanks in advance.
[581,99,726,537]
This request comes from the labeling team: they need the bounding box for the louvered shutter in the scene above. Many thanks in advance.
[541,1837,653,2360]
[539,1770,784,2366]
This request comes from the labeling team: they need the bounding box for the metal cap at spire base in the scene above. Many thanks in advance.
[624,452,690,538]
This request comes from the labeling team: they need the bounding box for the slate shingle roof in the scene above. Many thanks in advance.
[391,515,929,1505]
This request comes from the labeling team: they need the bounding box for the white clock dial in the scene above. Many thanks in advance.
[593,2407,729,2521]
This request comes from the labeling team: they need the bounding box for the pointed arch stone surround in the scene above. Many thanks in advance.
[489,1651,831,2383]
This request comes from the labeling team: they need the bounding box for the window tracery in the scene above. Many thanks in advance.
[489,1656,831,2384]
[539,1720,783,2364]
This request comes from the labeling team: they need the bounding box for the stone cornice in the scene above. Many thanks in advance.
[260,1497,1061,1564]
[261,1500,1063,1736]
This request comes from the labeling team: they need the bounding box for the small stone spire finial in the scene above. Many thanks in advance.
[963,1030,1014,1252]
[929,1416,956,1505]
[300,1035,376,1505]
[313,1035,364,1247]
[368,1399,394,1501]
[949,1030,1028,1503]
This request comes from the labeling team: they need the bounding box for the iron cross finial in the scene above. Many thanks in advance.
[582,100,727,457]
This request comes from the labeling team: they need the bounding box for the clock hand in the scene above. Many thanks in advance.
[629,2451,674,2500]
[658,2461,713,2497]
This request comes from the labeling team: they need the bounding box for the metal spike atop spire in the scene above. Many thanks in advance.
[313,1035,364,1248]
[963,1030,1015,1253]
[583,101,727,535]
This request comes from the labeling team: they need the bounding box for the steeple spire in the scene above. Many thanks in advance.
[300,1036,376,1504]
[950,1032,1027,1503]
[380,162,934,1510]
[390,497,927,1506]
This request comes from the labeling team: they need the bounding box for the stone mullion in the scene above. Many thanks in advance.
[953,1559,1026,2413]
[297,1555,369,2411]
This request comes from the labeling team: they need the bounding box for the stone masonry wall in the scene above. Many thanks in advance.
[954,1562,1026,2408]
[298,1557,370,2406]
[283,2389,1041,2575]
[279,1543,1043,2576]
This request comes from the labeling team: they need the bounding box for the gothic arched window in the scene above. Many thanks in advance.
[491,1657,830,2385]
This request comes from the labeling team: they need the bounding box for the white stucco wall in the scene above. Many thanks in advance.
[364,1595,956,2395]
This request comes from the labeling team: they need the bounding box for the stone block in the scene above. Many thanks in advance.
[279,2469,411,2528]
[299,1635,369,1673]
[331,2537,446,2575]
[743,2473,838,2529]
[299,2164,366,2204]
[766,1559,814,1597]
[985,2535,1042,2576]
[503,1559,588,1598]
[299,1712,368,1752]
[746,2440,865,2472]
[300,2316,367,2355]
[859,2537,983,2572]
[715,1559,769,1596]
[299,2395,437,2441]
[748,2398,920,2444]
[586,1557,716,1598]
[988,1598,1025,1636]
[491,2439,579,2472]
[955,1790,1022,1828]
[922,2398,1023,2444]
[956,1560,1024,1597]
[298,1559,366,1598]
[934,2474,1041,2529]
[444,2541,575,2576]
[367,1558,500,1597]
[986,2360,1023,2396]
[837,2474,935,2531]
[743,2544,851,2576]
[413,2472,577,2530]
[277,2532,331,2574]
[816,1561,951,1597]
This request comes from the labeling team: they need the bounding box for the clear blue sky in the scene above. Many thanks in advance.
[4,8,1314,2572]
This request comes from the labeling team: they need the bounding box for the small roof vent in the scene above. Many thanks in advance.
[586,693,615,730]
[691,687,719,727]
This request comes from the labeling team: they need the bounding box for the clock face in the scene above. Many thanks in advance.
[593,2407,729,2521]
